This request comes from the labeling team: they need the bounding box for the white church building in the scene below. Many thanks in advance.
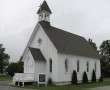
[13,1,101,86]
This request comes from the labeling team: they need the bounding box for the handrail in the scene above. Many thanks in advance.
[13,73,34,83]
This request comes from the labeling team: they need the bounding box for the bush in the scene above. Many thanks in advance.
[92,69,96,83]
[99,74,103,82]
[82,71,88,83]
[48,77,53,85]
[71,70,77,84]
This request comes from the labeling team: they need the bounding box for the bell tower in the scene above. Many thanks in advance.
[37,1,52,22]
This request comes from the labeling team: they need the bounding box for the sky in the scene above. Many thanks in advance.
[0,0,110,62]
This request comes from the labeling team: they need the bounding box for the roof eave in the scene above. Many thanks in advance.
[58,51,100,60]
[37,10,52,14]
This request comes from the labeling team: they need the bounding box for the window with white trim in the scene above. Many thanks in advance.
[49,59,52,73]
[87,61,89,72]
[77,60,80,72]
[65,59,68,72]
[95,62,97,72]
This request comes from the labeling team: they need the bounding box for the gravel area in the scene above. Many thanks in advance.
[1,80,110,90]
[0,81,33,90]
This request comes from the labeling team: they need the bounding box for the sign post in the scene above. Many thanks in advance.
[38,73,47,87]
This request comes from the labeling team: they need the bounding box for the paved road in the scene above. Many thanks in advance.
[0,81,33,90]
[1,81,110,90]
[89,86,110,90]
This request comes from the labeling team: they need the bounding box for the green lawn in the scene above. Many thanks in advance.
[1,76,110,90]
[0,75,12,81]
[23,78,110,90]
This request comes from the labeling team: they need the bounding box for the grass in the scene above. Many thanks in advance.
[21,78,110,90]
[0,75,12,81]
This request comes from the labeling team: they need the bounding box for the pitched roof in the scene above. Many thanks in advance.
[29,47,46,61]
[39,20,100,59]
[37,1,52,14]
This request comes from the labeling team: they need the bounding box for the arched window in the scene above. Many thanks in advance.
[49,59,52,73]
[41,14,43,18]
[39,14,43,20]
[87,61,89,72]
[46,15,49,20]
[77,60,80,72]
[65,59,68,72]
[95,62,97,72]
[40,15,42,19]
[45,14,47,18]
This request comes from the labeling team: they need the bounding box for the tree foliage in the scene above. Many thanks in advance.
[92,69,96,83]
[0,44,10,74]
[100,40,110,64]
[71,70,77,84]
[7,56,23,76]
[99,40,110,77]
[88,38,97,50]
[82,71,88,83]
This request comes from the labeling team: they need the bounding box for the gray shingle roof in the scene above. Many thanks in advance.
[29,47,46,61]
[37,1,52,14]
[39,20,100,59]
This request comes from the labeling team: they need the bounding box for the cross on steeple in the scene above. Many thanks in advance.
[39,4,42,12]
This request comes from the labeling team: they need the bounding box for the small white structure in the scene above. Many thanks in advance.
[37,73,47,87]
[13,1,101,86]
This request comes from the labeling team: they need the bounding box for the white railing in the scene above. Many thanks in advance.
[13,73,34,83]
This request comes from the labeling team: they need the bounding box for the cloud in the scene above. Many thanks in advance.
[0,0,110,62]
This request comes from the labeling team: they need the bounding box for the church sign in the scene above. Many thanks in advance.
[38,73,47,87]
[39,74,45,82]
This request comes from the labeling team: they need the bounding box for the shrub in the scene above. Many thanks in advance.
[82,71,88,83]
[71,70,77,84]
[92,69,96,83]
[48,77,53,85]
[99,75,103,82]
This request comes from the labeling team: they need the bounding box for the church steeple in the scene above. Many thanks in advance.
[37,1,52,22]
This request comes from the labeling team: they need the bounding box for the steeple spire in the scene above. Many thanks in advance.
[37,1,52,14]
[37,1,52,22]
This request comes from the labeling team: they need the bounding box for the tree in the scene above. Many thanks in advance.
[88,38,97,50]
[102,63,110,77]
[82,71,88,83]
[7,56,23,76]
[92,69,96,83]
[7,62,18,76]
[17,56,23,73]
[71,70,77,84]
[99,40,110,77]
[0,44,10,74]
[100,40,110,63]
